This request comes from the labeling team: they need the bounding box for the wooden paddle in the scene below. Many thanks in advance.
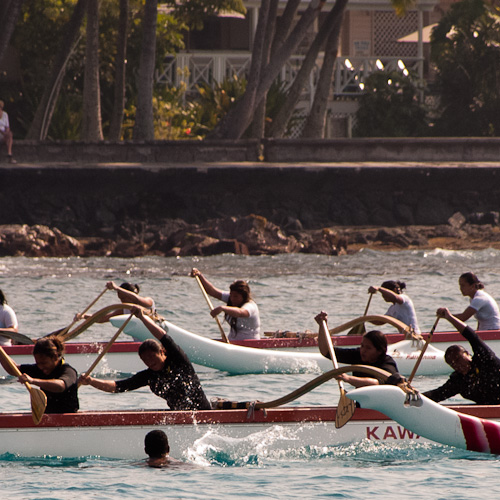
[346,292,374,336]
[194,275,229,343]
[319,319,356,428]
[407,316,440,384]
[78,313,134,386]
[0,346,47,424]
[58,287,108,339]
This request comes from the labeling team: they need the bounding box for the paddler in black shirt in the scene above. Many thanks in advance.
[424,307,500,405]
[0,335,79,413]
[79,307,211,411]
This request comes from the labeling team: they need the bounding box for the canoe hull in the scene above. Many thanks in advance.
[0,406,424,459]
[1,403,499,459]
[348,386,500,454]
[110,316,450,376]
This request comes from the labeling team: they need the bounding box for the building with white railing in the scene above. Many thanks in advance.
[156,0,458,137]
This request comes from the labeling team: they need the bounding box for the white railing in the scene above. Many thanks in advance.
[156,52,424,102]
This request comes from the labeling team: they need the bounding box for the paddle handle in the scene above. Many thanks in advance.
[59,287,108,339]
[320,320,347,395]
[407,316,440,384]
[363,292,374,315]
[195,275,229,343]
[79,313,134,384]
[0,345,35,392]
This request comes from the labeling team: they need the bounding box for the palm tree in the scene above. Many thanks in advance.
[0,0,25,67]
[108,0,130,141]
[133,0,157,141]
[81,0,104,141]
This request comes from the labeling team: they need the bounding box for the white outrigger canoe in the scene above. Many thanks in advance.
[110,315,450,376]
[348,385,500,455]
[115,312,500,358]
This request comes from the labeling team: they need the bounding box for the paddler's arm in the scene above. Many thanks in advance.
[453,307,476,323]
[369,285,404,305]
[314,311,331,358]
[78,374,117,392]
[133,307,166,341]
[18,373,66,392]
[190,268,224,300]
[211,305,249,319]
[437,307,468,334]
[106,281,154,309]
[336,373,380,387]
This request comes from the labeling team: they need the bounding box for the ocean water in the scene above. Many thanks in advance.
[1,249,500,499]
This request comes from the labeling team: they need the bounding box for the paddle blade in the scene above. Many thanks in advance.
[29,386,47,425]
[346,323,366,336]
[335,391,356,429]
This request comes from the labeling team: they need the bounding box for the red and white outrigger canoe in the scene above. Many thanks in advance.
[1,398,500,458]
[348,385,500,455]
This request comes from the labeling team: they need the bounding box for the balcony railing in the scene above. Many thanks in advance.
[156,51,424,105]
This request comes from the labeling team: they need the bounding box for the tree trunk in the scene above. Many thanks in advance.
[270,0,348,138]
[81,0,103,141]
[301,3,346,138]
[108,0,129,141]
[133,0,157,141]
[250,0,279,139]
[272,0,301,52]
[0,0,24,68]
[26,0,88,140]
[209,0,325,140]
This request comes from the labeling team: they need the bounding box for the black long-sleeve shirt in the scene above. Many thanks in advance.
[424,326,500,404]
[115,334,211,410]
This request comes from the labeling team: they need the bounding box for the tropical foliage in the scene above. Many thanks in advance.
[354,70,428,137]
[430,0,500,136]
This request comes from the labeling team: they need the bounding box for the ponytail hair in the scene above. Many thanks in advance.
[381,280,406,294]
[120,282,140,294]
[459,272,484,290]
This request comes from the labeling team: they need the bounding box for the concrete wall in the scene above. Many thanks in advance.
[8,138,500,163]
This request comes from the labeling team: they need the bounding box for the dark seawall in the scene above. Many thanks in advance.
[1,138,500,237]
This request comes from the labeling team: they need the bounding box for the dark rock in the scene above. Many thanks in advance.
[468,211,500,225]
[448,212,466,229]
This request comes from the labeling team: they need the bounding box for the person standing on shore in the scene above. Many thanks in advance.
[0,100,16,163]
[453,272,500,331]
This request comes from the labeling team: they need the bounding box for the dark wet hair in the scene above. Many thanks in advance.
[138,339,165,357]
[145,429,170,458]
[459,272,484,290]
[363,330,388,356]
[444,344,468,364]
[0,289,6,305]
[228,280,252,305]
[381,280,406,294]
[120,282,140,294]
[33,336,65,360]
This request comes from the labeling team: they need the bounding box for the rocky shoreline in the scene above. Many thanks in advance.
[1,211,499,258]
